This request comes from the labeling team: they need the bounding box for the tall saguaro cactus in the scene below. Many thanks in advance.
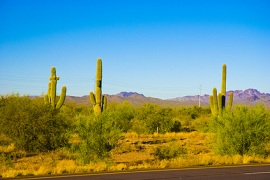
[90,58,107,115]
[210,64,233,116]
[44,66,66,110]
[221,64,227,108]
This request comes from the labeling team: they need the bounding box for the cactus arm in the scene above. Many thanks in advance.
[56,86,66,109]
[90,92,96,105]
[48,82,51,103]
[227,92,233,110]
[212,88,218,116]
[44,94,49,104]
[209,95,214,113]
[221,64,226,96]
[102,95,107,111]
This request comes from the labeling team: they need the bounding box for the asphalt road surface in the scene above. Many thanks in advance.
[12,164,270,180]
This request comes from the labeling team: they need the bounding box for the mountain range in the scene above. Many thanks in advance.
[65,89,270,107]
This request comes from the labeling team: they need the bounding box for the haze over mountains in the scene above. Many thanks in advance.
[65,89,270,107]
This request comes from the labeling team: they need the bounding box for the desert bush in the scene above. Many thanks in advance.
[135,104,174,133]
[61,102,93,120]
[211,105,270,156]
[170,120,181,132]
[172,106,211,132]
[191,116,211,132]
[153,142,187,160]
[108,101,135,132]
[0,94,70,152]
[73,112,121,165]
[129,119,148,134]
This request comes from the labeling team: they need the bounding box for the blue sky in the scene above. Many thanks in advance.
[1,0,270,99]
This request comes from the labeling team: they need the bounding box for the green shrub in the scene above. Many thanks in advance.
[135,104,174,134]
[130,119,148,134]
[153,142,186,160]
[109,101,134,132]
[74,112,121,165]
[191,116,211,132]
[211,105,270,156]
[170,120,181,132]
[0,94,70,152]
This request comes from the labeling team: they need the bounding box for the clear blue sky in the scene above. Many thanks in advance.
[1,0,270,99]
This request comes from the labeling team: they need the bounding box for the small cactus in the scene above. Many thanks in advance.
[44,66,66,110]
[90,58,107,115]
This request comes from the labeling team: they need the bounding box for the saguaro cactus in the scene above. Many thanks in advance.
[90,58,107,115]
[210,64,233,116]
[221,64,227,108]
[44,66,66,110]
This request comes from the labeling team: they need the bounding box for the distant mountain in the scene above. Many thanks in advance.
[65,92,197,107]
[65,89,270,107]
[229,89,270,104]
[116,92,145,98]
[106,92,186,107]
[169,88,270,106]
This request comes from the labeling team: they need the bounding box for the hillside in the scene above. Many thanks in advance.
[169,88,270,106]
[65,89,270,107]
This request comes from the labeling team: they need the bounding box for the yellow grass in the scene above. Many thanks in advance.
[0,143,15,153]
[1,132,270,178]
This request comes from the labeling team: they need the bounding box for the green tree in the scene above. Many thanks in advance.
[211,105,270,156]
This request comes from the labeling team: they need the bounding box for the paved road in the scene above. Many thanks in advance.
[14,164,270,180]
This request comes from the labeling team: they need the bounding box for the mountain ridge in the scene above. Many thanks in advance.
[65,89,270,107]
[168,88,270,104]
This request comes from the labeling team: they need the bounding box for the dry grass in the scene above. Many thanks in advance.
[1,132,270,178]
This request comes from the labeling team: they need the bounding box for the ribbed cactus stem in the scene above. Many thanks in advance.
[90,58,107,115]
[227,92,233,110]
[44,66,66,110]
[96,58,102,105]
[48,82,51,103]
[44,94,49,104]
[90,92,96,105]
[212,88,218,116]
[221,64,227,109]
[209,95,214,112]
[218,93,223,115]
[102,95,107,110]
[50,67,59,108]
[221,64,227,96]
[56,86,66,109]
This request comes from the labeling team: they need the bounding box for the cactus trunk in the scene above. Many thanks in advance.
[221,64,227,108]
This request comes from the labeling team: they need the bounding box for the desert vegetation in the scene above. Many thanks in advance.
[0,94,270,178]
[0,62,270,178]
